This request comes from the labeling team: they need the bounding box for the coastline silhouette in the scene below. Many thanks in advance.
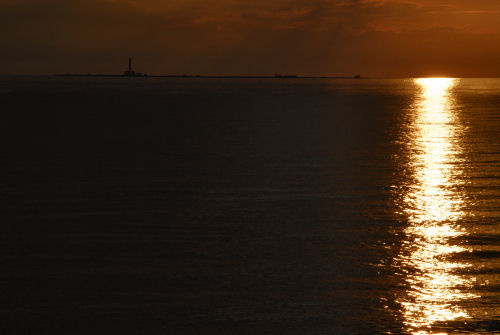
[56,58,362,79]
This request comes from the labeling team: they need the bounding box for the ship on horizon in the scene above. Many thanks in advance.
[274,74,298,78]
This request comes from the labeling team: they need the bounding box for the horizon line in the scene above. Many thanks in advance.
[2,73,500,79]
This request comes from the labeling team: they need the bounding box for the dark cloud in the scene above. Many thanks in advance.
[1,0,500,76]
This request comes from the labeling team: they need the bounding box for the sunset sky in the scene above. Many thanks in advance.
[2,0,500,77]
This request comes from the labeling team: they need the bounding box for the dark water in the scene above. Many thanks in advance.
[1,76,500,334]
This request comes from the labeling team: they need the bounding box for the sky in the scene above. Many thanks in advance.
[2,0,500,77]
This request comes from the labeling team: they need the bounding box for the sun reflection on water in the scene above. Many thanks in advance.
[395,78,477,334]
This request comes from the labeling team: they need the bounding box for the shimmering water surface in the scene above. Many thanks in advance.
[394,79,481,333]
[391,78,500,334]
[1,77,500,334]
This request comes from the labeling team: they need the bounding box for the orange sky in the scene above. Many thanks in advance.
[2,0,500,76]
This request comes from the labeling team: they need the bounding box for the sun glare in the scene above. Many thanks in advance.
[395,78,477,334]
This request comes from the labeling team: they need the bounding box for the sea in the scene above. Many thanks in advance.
[1,76,500,334]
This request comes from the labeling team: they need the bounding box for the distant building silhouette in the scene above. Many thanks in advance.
[124,57,145,77]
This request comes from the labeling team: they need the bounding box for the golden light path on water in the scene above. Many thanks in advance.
[396,78,477,334]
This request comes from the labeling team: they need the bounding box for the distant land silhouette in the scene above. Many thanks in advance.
[56,57,362,79]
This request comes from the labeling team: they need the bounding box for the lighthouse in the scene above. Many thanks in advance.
[124,57,143,76]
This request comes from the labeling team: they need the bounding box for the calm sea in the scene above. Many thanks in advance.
[1,76,500,334]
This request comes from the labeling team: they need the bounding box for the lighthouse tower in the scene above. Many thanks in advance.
[124,57,139,76]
